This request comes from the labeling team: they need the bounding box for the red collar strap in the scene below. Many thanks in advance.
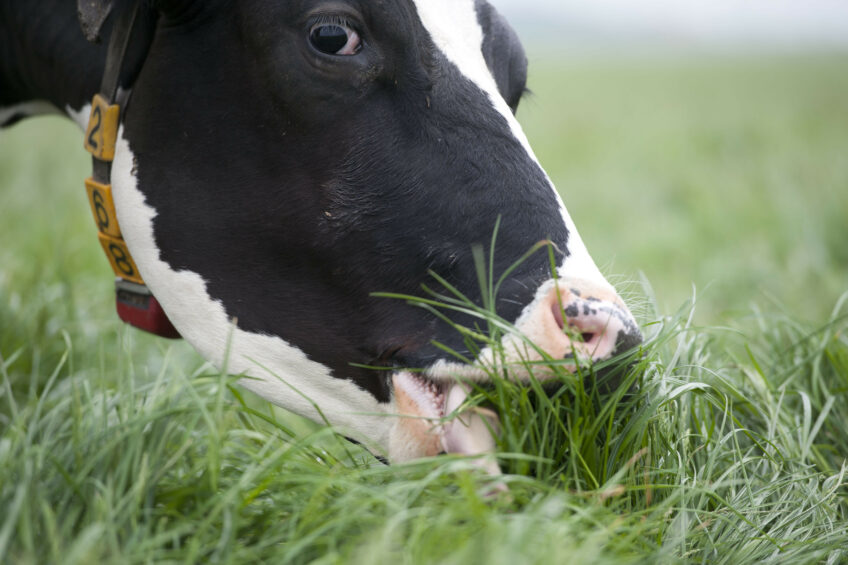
[82,3,180,339]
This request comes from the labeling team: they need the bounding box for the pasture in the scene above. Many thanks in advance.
[2,53,847,563]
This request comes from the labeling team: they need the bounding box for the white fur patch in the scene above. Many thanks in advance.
[65,104,91,130]
[107,127,391,454]
[410,0,610,291]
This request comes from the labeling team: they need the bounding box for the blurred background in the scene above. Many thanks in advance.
[493,0,848,52]
[489,0,848,323]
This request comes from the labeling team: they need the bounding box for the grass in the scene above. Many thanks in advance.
[1,54,848,563]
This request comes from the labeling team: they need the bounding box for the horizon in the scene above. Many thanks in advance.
[489,0,848,50]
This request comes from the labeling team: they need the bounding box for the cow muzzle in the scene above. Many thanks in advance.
[388,277,642,467]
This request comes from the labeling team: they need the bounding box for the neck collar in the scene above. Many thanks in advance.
[82,1,180,339]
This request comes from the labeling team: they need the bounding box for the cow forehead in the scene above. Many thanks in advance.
[411,0,537,158]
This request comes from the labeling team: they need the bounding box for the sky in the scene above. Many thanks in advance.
[488,0,848,49]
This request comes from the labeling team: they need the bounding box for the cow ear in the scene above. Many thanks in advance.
[78,0,114,43]
[150,0,200,20]
[476,1,529,113]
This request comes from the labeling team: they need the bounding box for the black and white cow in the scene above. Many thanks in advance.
[1,0,642,464]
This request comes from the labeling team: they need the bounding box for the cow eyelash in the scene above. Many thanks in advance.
[308,13,364,39]
[309,14,357,30]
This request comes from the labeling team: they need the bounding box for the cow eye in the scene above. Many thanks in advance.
[309,21,362,56]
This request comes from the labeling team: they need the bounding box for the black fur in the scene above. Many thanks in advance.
[2,0,569,403]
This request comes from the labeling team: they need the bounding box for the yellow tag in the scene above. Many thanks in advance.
[85,178,122,239]
[83,94,120,161]
[97,233,145,284]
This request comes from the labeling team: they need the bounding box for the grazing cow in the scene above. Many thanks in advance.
[0,0,642,464]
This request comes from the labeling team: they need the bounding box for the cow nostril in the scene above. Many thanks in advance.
[553,303,599,344]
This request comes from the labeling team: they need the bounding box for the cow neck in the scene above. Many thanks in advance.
[82,2,181,339]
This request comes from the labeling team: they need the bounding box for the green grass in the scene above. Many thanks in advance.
[1,55,848,563]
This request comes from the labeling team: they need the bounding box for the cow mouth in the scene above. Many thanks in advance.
[392,371,501,470]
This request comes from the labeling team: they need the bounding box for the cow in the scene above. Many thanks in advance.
[0,0,642,466]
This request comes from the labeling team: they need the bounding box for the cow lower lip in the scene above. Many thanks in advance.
[392,372,501,465]
[439,382,501,458]
[394,372,448,421]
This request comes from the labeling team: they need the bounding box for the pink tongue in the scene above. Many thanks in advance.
[440,384,501,475]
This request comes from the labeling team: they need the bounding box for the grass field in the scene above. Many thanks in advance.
[1,54,847,563]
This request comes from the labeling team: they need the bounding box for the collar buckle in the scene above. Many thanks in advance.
[115,280,181,339]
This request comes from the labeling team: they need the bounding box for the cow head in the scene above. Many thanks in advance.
[90,0,642,462]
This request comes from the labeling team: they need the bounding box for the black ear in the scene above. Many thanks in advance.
[150,0,205,22]
[78,0,114,43]
[475,1,529,114]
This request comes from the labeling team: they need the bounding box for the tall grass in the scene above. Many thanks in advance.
[2,279,846,563]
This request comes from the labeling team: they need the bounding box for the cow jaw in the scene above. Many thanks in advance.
[390,372,501,475]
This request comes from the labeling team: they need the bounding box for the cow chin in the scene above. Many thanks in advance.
[388,374,445,462]
[389,372,501,474]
